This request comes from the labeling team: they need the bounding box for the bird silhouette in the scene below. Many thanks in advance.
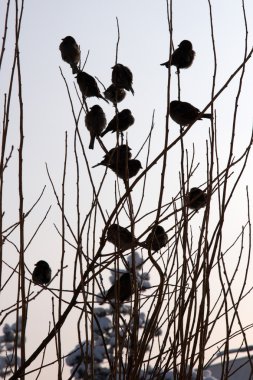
[144,225,168,252]
[92,145,132,168]
[102,272,134,303]
[104,84,126,104]
[109,159,142,180]
[111,64,134,95]
[161,40,195,71]
[32,260,52,285]
[185,187,207,211]
[100,109,134,137]
[76,71,109,103]
[85,105,106,149]
[106,223,136,249]
[170,100,212,126]
[59,36,80,74]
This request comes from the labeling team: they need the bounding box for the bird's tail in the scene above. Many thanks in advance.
[92,163,101,168]
[138,241,147,249]
[99,95,109,104]
[202,113,212,119]
[92,162,106,168]
[89,136,95,149]
[160,61,168,67]
[71,64,79,75]
[100,129,108,138]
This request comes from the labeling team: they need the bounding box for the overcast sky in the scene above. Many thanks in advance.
[1,0,253,378]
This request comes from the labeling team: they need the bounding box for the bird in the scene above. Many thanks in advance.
[170,100,212,126]
[100,109,135,137]
[85,105,106,149]
[59,36,80,74]
[92,145,132,168]
[32,260,52,285]
[106,223,136,249]
[111,64,134,95]
[185,187,207,211]
[109,159,142,180]
[144,225,168,252]
[104,84,126,104]
[161,40,195,71]
[76,71,109,103]
[103,272,134,303]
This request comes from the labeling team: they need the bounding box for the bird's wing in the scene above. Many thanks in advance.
[181,102,200,119]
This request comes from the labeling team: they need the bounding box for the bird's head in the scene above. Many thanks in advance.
[154,225,166,234]
[62,36,76,43]
[111,63,122,69]
[108,223,118,230]
[90,105,102,112]
[178,40,192,50]
[119,144,132,152]
[170,100,180,110]
[190,187,202,194]
[35,260,49,268]
[75,70,84,79]
[121,109,131,116]
[135,160,143,170]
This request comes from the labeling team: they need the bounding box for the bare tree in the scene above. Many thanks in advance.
[0,0,253,379]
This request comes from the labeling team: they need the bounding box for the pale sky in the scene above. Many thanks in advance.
[1,0,253,378]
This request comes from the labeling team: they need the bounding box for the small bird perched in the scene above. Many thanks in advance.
[106,223,136,249]
[170,100,212,126]
[104,84,126,104]
[76,71,109,103]
[32,260,52,285]
[100,109,135,137]
[111,63,134,95]
[59,36,80,74]
[185,187,207,211]
[109,159,142,180]
[144,225,168,252]
[92,145,132,168]
[103,272,134,303]
[161,40,195,71]
[85,105,106,149]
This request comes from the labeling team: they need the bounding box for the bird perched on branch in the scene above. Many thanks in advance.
[170,100,212,126]
[92,145,132,168]
[76,71,109,103]
[100,109,135,137]
[85,105,106,149]
[92,145,140,180]
[144,225,168,252]
[161,40,195,71]
[59,36,80,74]
[102,272,134,303]
[32,260,52,285]
[104,84,126,104]
[106,223,136,249]
[111,64,134,95]
[185,187,207,211]
[109,159,142,180]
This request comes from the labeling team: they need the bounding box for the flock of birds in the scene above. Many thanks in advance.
[32,37,209,304]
